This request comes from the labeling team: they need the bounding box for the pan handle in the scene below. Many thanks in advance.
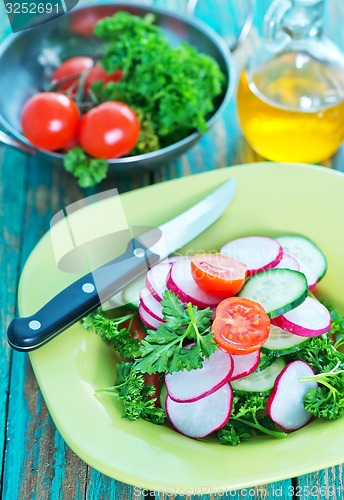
[0,127,36,155]
[186,0,255,51]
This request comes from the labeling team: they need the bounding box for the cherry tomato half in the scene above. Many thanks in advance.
[21,92,80,151]
[191,253,247,297]
[212,297,270,355]
[50,56,94,92]
[78,101,140,159]
[85,64,124,94]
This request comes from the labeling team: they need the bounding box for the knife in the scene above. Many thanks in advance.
[7,177,236,352]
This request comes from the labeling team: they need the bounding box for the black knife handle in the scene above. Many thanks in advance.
[7,238,160,352]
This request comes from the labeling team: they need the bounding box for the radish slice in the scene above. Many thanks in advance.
[220,236,283,277]
[146,262,172,302]
[271,297,331,337]
[230,350,261,381]
[274,251,300,272]
[166,383,233,438]
[165,349,233,402]
[138,304,163,330]
[167,257,220,308]
[140,286,164,321]
[266,360,318,431]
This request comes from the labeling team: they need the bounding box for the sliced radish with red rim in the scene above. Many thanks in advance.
[274,251,300,272]
[230,350,261,381]
[167,257,220,308]
[138,304,163,330]
[271,296,331,337]
[220,236,283,277]
[140,286,164,321]
[165,348,233,402]
[146,262,172,302]
[266,360,318,431]
[166,383,233,438]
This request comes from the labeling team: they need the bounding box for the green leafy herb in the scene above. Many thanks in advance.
[98,362,166,424]
[94,12,225,146]
[133,290,218,375]
[287,330,344,420]
[64,147,108,188]
[330,309,344,350]
[81,310,140,359]
[218,394,287,445]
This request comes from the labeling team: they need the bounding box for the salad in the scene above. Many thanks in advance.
[19,12,225,188]
[82,235,344,444]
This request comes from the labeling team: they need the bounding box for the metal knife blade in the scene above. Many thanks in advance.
[7,177,236,351]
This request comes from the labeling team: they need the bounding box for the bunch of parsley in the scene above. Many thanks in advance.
[83,291,217,424]
[93,12,225,145]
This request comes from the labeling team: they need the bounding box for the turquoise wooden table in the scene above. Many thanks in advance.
[1,0,344,498]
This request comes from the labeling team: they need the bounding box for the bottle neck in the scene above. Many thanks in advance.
[282,0,325,39]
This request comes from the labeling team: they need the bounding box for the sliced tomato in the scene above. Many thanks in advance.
[191,253,247,298]
[212,297,270,355]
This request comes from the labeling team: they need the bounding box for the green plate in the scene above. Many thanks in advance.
[19,163,344,492]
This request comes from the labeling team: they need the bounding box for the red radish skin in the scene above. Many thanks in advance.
[140,286,164,321]
[146,262,172,302]
[165,349,233,402]
[165,383,233,438]
[274,251,300,272]
[230,350,261,381]
[266,361,318,431]
[220,236,283,277]
[167,257,220,308]
[271,297,331,337]
[138,304,163,330]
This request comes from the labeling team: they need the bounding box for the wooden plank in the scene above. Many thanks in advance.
[294,467,344,500]
[1,157,89,500]
[0,146,28,496]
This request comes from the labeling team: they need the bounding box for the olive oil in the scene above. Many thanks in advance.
[237,55,344,164]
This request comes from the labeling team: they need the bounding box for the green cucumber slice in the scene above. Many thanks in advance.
[262,324,310,356]
[255,352,274,372]
[238,268,308,318]
[276,235,327,281]
[230,357,286,396]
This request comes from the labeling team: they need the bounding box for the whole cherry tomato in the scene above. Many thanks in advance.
[51,56,94,92]
[21,92,80,151]
[85,64,124,94]
[78,101,140,159]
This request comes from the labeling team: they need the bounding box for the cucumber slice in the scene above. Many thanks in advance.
[276,235,327,281]
[230,357,286,396]
[238,268,308,319]
[262,324,310,356]
[255,352,274,372]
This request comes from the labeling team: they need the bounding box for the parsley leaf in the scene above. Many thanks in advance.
[98,362,166,424]
[94,12,225,146]
[134,290,217,375]
[64,147,108,188]
[218,394,287,445]
[81,310,140,359]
